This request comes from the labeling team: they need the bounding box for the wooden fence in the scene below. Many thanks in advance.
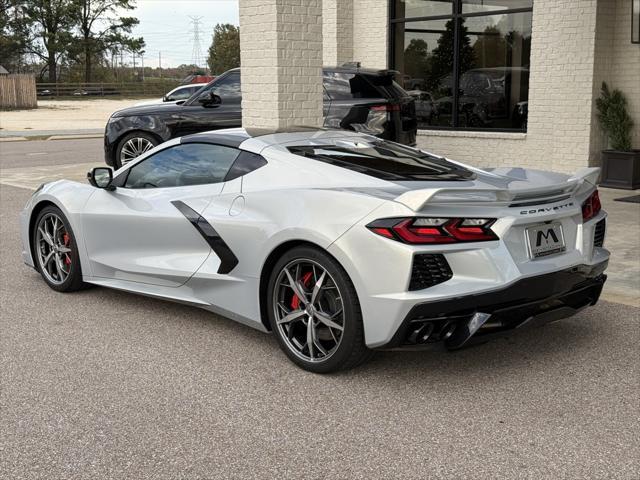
[0,74,37,109]
[36,81,180,98]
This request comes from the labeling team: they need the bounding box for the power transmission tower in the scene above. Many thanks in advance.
[188,16,205,70]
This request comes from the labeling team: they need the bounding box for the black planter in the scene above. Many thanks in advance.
[599,149,640,190]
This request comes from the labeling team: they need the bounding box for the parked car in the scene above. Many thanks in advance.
[22,128,609,372]
[433,67,530,129]
[104,67,417,168]
[181,74,215,85]
[407,90,438,124]
[134,83,208,107]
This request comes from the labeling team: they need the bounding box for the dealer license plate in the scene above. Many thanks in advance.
[525,222,566,259]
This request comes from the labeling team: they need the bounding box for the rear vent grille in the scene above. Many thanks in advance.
[409,254,453,291]
[594,219,606,247]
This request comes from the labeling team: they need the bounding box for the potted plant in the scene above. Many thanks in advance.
[596,82,640,190]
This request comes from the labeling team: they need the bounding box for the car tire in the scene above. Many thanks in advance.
[115,132,158,169]
[267,246,372,373]
[32,206,86,293]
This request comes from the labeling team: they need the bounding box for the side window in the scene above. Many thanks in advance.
[169,88,193,101]
[224,151,267,181]
[212,73,241,102]
[124,143,240,189]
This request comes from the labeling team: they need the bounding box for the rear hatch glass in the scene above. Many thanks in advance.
[288,140,475,181]
[323,71,409,100]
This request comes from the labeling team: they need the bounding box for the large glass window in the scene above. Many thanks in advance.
[391,0,533,131]
[633,0,640,44]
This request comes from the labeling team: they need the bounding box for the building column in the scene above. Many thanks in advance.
[323,0,354,66]
[352,0,389,69]
[239,0,323,130]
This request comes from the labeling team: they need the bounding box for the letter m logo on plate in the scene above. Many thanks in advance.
[536,228,559,247]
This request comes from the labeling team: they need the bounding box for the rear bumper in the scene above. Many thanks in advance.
[377,261,608,350]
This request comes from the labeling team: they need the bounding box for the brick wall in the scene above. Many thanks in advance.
[609,0,640,149]
[323,0,354,66]
[239,0,323,130]
[352,0,388,69]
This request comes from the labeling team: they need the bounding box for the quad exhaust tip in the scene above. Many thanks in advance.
[445,312,492,350]
[406,313,492,347]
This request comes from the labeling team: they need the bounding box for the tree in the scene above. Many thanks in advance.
[428,18,475,91]
[69,0,144,82]
[0,0,31,72]
[207,23,240,74]
[403,38,429,86]
[21,0,75,82]
[472,26,506,68]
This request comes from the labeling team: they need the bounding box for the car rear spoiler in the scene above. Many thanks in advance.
[394,167,600,212]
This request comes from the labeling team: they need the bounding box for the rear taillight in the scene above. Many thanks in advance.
[582,190,601,222]
[370,104,400,112]
[366,218,498,244]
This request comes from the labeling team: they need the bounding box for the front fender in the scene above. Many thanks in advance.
[21,180,97,275]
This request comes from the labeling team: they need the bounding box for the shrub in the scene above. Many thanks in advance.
[596,82,634,151]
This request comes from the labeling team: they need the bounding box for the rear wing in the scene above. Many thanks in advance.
[394,167,600,212]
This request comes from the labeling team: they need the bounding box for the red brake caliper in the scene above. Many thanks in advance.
[62,233,71,265]
[291,272,313,310]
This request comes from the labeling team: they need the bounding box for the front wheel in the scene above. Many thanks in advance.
[267,246,372,373]
[32,206,86,292]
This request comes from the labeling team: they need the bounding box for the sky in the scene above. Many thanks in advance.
[131,0,239,68]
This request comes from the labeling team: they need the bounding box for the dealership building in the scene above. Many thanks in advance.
[238,0,639,174]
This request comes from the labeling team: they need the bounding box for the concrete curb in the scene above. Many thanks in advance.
[0,133,103,142]
[0,128,104,140]
[0,137,29,142]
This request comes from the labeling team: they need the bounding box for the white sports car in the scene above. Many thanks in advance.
[20,128,609,372]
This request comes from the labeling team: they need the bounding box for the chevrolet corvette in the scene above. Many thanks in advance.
[21,128,609,372]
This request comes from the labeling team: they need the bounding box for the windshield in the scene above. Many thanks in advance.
[288,140,475,181]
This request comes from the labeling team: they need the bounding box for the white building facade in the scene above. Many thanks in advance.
[239,0,639,174]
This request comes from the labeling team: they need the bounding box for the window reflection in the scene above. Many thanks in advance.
[394,0,453,19]
[392,1,532,131]
[462,0,533,14]
[394,19,454,127]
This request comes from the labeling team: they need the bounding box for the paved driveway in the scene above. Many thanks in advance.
[1,140,639,479]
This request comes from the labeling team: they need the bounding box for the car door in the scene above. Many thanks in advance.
[174,72,242,137]
[82,142,241,287]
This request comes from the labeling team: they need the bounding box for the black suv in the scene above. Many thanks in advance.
[104,67,417,168]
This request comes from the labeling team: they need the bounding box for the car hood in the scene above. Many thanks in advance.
[111,102,187,118]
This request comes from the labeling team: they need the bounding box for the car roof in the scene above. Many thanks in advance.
[180,128,251,148]
[323,66,399,77]
[175,83,207,89]
[179,127,373,151]
[214,66,398,77]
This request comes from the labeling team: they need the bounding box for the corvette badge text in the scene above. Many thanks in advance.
[520,202,574,215]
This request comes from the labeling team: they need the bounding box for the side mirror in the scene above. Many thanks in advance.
[198,91,222,107]
[87,167,114,190]
[162,95,168,102]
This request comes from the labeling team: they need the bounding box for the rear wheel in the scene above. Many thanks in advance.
[32,206,86,292]
[267,246,372,373]
[115,132,158,168]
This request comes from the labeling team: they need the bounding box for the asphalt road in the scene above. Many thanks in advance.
[0,138,104,169]
[1,141,639,479]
